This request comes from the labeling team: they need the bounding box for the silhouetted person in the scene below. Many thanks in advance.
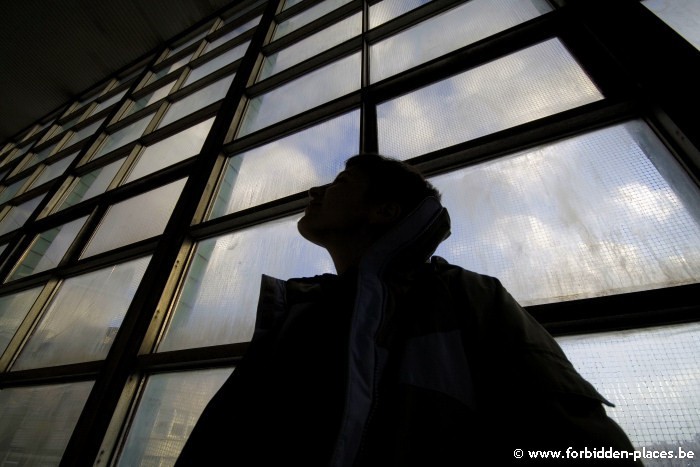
[177,154,639,466]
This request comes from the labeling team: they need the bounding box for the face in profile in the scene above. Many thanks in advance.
[297,167,375,248]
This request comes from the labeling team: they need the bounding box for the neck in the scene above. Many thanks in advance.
[325,233,379,275]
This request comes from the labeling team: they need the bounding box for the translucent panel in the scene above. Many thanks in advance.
[65,117,105,147]
[168,29,209,57]
[558,323,700,455]
[24,140,62,169]
[432,121,700,306]
[116,368,233,466]
[8,216,88,281]
[643,0,700,50]
[81,179,187,258]
[369,0,431,28]
[0,381,94,465]
[55,114,83,136]
[0,195,43,237]
[239,52,360,136]
[11,256,151,370]
[158,215,332,351]
[149,54,193,84]
[92,89,127,114]
[0,176,30,206]
[27,152,79,189]
[211,110,358,217]
[184,42,249,86]
[259,13,361,80]
[125,118,214,183]
[124,82,175,118]
[56,158,124,211]
[378,39,603,158]
[371,0,551,82]
[224,13,261,29]
[92,113,154,160]
[283,0,305,10]
[204,21,257,52]
[0,287,43,357]
[273,0,353,40]
[158,75,234,128]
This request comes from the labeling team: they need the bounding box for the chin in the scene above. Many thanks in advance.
[297,217,326,247]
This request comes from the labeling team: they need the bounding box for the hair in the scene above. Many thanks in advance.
[344,153,441,217]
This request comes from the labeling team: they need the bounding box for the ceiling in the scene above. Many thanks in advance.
[0,0,239,143]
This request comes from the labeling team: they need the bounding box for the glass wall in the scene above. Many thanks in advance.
[0,0,698,465]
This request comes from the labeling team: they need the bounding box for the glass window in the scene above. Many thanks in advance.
[282,0,305,10]
[157,75,234,128]
[0,195,44,237]
[0,176,31,206]
[158,215,332,352]
[0,286,43,356]
[125,118,214,183]
[27,152,79,190]
[115,368,233,466]
[378,38,603,158]
[168,29,209,57]
[211,110,359,218]
[273,0,353,40]
[239,52,360,136]
[223,13,261,29]
[259,12,361,81]
[149,54,193,85]
[8,216,89,281]
[371,0,551,83]
[204,18,258,52]
[432,120,700,305]
[55,158,125,211]
[81,179,187,258]
[369,0,431,28]
[91,113,155,161]
[92,89,128,115]
[11,256,151,370]
[558,323,700,455]
[23,140,63,169]
[64,118,105,148]
[0,381,94,465]
[642,0,700,51]
[184,42,249,86]
[123,82,175,119]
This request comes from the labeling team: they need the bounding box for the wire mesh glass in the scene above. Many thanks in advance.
[184,42,248,86]
[11,256,151,370]
[157,75,234,129]
[273,0,353,40]
[369,0,431,29]
[157,215,333,352]
[642,0,700,51]
[0,194,44,237]
[371,0,551,82]
[210,110,359,218]
[28,152,79,190]
[123,82,175,119]
[55,158,125,211]
[0,286,43,357]
[432,120,700,306]
[91,113,155,161]
[377,38,603,159]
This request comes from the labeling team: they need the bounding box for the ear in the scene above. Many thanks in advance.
[370,201,402,226]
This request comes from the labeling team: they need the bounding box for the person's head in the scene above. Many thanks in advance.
[297,154,441,271]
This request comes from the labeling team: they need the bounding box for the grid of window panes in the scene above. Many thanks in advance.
[0,0,698,465]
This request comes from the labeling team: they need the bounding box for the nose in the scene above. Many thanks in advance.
[308,185,325,201]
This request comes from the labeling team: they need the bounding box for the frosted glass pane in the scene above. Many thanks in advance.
[81,179,187,258]
[378,39,603,158]
[9,216,88,281]
[0,176,30,205]
[239,52,360,136]
[28,152,79,189]
[0,287,43,357]
[92,89,127,114]
[184,42,248,86]
[168,30,209,57]
[432,120,700,305]
[643,0,700,50]
[116,368,233,466]
[11,256,151,370]
[92,113,154,160]
[158,215,333,351]
[259,13,361,81]
[124,82,175,119]
[371,0,551,82]
[211,110,358,217]
[65,118,105,147]
[23,140,61,169]
[158,75,234,128]
[282,0,305,10]
[204,23,255,52]
[149,54,192,84]
[273,0,352,40]
[558,323,700,456]
[125,118,214,183]
[0,195,43,236]
[0,381,93,465]
[56,158,124,211]
[369,0,431,28]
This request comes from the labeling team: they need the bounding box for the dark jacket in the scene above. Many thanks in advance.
[177,198,638,466]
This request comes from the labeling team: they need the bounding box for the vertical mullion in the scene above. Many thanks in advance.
[58,2,282,465]
[360,0,378,153]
